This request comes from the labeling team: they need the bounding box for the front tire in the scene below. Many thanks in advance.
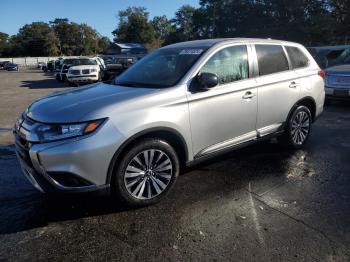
[279,105,312,149]
[113,138,180,206]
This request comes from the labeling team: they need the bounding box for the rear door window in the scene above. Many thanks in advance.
[285,46,309,69]
[255,45,289,76]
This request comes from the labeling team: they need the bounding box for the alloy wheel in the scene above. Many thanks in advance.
[291,111,310,145]
[124,149,173,199]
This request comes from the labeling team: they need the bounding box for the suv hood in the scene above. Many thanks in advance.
[27,83,158,123]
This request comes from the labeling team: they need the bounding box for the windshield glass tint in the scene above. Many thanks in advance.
[72,59,97,66]
[115,47,207,88]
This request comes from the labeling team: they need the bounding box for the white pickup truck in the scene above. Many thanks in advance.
[56,57,106,86]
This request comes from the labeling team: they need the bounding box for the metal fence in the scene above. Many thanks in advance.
[0,57,77,67]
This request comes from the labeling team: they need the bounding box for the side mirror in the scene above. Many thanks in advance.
[192,72,218,92]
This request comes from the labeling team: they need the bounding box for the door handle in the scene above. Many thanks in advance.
[242,91,255,100]
[289,81,300,88]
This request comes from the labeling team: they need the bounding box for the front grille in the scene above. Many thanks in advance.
[70,70,80,75]
[82,69,90,74]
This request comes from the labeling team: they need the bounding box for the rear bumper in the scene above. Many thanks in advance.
[325,87,350,100]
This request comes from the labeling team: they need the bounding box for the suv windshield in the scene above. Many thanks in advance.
[115,47,208,88]
[62,58,96,66]
[72,59,97,66]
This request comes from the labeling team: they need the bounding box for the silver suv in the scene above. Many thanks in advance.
[14,38,325,206]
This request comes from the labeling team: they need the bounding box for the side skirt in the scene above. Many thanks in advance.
[186,129,285,168]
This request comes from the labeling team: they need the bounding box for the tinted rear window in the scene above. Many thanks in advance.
[285,46,309,69]
[256,45,289,76]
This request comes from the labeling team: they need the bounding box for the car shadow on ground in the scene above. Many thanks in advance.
[0,140,296,235]
[19,72,67,89]
[326,99,350,109]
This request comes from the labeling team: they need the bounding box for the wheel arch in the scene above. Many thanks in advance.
[286,96,317,124]
[106,127,189,185]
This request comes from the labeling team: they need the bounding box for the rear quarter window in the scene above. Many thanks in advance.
[255,45,289,76]
[285,46,309,69]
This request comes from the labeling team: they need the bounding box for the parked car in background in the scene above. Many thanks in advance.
[37,62,46,69]
[0,60,10,69]
[325,64,350,101]
[5,63,19,71]
[102,42,148,80]
[56,57,105,83]
[309,45,350,102]
[14,38,324,206]
[308,45,350,69]
[103,55,144,80]
[42,60,55,72]
[67,57,105,86]
[55,58,77,82]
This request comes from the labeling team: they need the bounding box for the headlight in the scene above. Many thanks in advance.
[34,119,105,142]
[90,68,97,73]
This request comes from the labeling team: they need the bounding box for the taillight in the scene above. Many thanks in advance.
[318,69,326,79]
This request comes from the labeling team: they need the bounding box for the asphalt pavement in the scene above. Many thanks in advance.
[0,70,349,261]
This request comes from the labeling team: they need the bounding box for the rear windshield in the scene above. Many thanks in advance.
[285,46,309,69]
[115,47,208,88]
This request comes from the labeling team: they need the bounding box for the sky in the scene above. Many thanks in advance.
[0,0,199,39]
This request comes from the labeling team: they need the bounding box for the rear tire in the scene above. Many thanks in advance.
[112,138,180,206]
[279,105,312,149]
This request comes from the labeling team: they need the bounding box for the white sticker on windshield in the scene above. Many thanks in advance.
[179,49,204,55]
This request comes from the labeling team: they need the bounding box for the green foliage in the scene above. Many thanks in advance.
[112,1,350,48]
[1,18,111,57]
[50,18,108,56]
[97,37,111,54]
[112,7,155,44]
[11,22,59,56]
[0,32,11,56]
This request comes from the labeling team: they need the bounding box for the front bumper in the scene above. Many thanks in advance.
[67,75,98,83]
[14,119,124,193]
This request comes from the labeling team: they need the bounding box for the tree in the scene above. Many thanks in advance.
[79,23,100,55]
[151,16,172,40]
[50,18,82,55]
[163,5,197,45]
[150,15,173,48]
[0,32,11,56]
[193,0,335,46]
[112,7,155,44]
[329,0,350,43]
[97,36,111,54]
[50,18,108,56]
[15,22,59,56]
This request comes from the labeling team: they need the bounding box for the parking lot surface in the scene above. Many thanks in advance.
[0,70,349,261]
